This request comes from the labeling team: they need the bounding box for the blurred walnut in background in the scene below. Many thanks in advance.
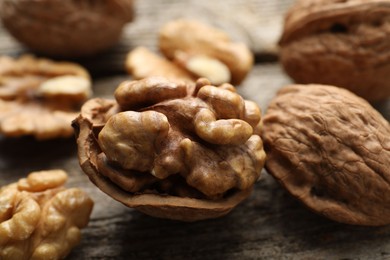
[126,19,254,86]
[0,55,92,139]
[0,0,135,57]
[279,0,390,102]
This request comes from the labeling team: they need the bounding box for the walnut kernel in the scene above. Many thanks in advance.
[0,55,92,139]
[0,170,93,259]
[73,77,266,221]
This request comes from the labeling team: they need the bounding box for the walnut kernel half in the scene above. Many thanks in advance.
[0,170,93,260]
[73,77,266,221]
[0,55,92,140]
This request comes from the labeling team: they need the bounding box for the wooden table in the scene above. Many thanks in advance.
[1,1,390,259]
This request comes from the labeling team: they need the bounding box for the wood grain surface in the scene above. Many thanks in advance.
[1,0,390,259]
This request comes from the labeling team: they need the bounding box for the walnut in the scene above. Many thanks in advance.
[0,55,92,139]
[73,77,266,221]
[0,169,94,260]
[125,47,195,83]
[262,84,390,226]
[126,19,253,85]
[279,0,390,102]
[0,0,135,57]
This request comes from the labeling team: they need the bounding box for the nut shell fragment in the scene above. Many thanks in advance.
[73,77,266,221]
[262,84,390,226]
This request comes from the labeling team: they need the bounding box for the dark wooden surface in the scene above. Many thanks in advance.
[1,1,390,259]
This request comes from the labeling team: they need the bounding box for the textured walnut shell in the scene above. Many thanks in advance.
[0,0,134,57]
[279,0,390,102]
[73,77,265,221]
[262,84,390,226]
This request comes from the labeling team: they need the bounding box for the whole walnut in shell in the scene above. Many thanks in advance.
[262,84,390,226]
[0,0,134,57]
[0,170,94,260]
[279,0,390,102]
[73,77,266,221]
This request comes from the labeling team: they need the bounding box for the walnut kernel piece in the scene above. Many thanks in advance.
[0,170,93,259]
[0,0,135,57]
[279,0,390,101]
[38,75,92,103]
[73,77,266,221]
[125,47,195,83]
[159,19,253,85]
[0,55,92,140]
[182,54,231,85]
[262,84,390,226]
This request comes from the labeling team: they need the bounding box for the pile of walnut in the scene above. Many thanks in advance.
[262,84,390,226]
[126,19,253,86]
[279,0,390,102]
[0,55,92,140]
[73,76,266,221]
[0,170,94,259]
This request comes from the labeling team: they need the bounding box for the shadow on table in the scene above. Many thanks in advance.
[0,136,77,182]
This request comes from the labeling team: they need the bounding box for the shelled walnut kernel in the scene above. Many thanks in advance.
[73,77,266,221]
[0,170,94,260]
[0,55,92,139]
[126,19,253,86]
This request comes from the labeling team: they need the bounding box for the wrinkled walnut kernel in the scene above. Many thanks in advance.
[0,55,92,139]
[73,77,266,221]
[0,170,93,260]
[159,19,253,85]
[126,19,253,86]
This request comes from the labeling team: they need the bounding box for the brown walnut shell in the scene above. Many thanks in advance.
[279,0,390,102]
[73,77,266,221]
[262,84,390,226]
[0,0,134,57]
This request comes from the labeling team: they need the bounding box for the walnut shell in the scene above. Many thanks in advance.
[279,0,390,102]
[73,77,266,221]
[0,0,134,57]
[262,84,390,226]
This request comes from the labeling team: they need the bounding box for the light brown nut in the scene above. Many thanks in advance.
[0,170,93,260]
[73,77,266,221]
[159,19,253,85]
[262,84,390,226]
[0,55,92,140]
[279,0,390,102]
[0,0,135,57]
[125,47,195,83]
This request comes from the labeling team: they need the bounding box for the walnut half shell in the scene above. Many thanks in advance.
[73,77,266,221]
